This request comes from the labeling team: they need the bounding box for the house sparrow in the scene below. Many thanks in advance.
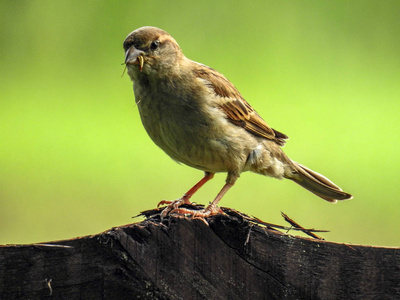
[123,26,352,218]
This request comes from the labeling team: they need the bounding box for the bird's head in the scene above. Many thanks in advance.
[123,26,183,80]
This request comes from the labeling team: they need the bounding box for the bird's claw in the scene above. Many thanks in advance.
[159,198,191,220]
[169,205,224,219]
[157,200,173,207]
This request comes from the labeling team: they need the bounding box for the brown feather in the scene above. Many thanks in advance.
[195,65,288,146]
[288,163,353,202]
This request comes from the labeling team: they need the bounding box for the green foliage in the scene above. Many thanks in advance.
[1,0,399,246]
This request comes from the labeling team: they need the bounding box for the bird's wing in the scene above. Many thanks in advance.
[195,64,288,146]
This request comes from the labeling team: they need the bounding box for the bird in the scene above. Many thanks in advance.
[123,26,352,218]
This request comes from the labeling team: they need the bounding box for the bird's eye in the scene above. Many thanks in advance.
[150,40,160,50]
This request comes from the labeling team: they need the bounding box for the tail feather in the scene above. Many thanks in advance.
[286,162,352,203]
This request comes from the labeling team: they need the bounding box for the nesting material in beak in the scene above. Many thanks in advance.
[125,47,145,72]
[137,55,144,72]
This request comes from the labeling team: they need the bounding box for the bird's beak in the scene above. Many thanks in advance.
[125,47,145,72]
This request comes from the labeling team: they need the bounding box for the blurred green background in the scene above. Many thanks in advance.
[1,0,399,247]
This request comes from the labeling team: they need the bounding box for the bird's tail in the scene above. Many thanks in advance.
[285,162,352,203]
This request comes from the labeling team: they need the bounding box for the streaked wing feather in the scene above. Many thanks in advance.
[195,64,288,146]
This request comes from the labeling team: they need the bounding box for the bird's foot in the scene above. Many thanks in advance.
[170,204,224,219]
[157,200,175,207]
[158,198,191,219]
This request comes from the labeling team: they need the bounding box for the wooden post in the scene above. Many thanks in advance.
[1,208,399,299]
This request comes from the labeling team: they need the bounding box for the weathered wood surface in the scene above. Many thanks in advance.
[0,207,399,299]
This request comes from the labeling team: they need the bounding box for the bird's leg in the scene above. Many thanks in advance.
[159,172,214,218]
[171,175,237,219]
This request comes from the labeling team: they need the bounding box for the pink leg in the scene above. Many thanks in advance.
[171,181,235,218]
[159,172,215,218]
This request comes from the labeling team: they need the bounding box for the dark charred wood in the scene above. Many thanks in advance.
[0,206,399,299]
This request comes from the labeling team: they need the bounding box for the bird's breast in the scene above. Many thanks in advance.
[133,79,258,173]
